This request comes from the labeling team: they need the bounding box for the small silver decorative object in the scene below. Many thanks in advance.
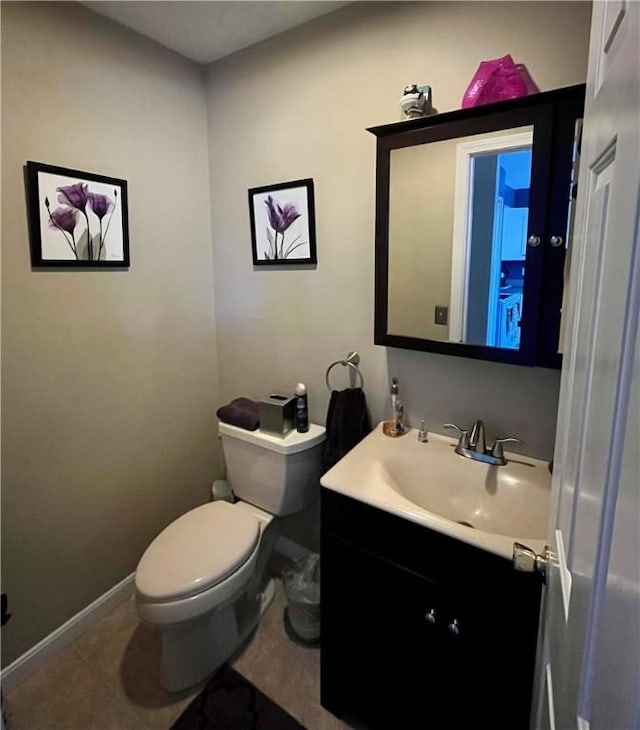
[399,83,433,120]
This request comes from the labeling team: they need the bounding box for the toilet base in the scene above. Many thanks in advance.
[159,577,276,693]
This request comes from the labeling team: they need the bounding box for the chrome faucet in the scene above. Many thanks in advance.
[443,421,522,466]
[469,419,486,454]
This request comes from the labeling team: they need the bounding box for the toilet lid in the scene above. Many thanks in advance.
[135,501,260,602]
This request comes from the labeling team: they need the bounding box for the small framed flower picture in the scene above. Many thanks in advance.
[248,178,317,266]
[26,161,130,268]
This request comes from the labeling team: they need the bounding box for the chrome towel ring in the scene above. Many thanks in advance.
[325,351,364,392]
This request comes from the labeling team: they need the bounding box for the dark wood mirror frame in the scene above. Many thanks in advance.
[368,84,585,368]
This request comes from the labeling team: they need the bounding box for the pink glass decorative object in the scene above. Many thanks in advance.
[462,55,540,109]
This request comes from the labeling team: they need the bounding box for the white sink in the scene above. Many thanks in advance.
[320,423,552,560]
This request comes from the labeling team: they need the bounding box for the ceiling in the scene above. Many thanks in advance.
[80,1,351,65]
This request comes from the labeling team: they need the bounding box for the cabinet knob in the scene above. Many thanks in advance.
[527,235,542,248]
[424,608,437,625]
[447,619,460,637]
[550,235,564,248]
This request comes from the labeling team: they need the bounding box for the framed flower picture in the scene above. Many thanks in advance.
[248,178,317,266]
[26,161,130,268]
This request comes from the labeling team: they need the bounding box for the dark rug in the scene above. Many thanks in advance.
[171,665,305,729]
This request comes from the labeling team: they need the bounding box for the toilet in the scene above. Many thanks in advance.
[135,421,325,692]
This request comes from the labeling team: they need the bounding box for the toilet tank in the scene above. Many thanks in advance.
[218,422,326,515]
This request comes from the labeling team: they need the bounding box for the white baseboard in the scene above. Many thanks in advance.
[0,573,135,694]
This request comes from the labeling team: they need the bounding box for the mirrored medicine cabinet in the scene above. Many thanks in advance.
[368,84,585,368]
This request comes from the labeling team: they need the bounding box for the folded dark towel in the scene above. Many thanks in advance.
[323,388,371,471]
[216,397,260,431]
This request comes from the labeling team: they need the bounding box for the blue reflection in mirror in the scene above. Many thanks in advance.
[466,147,532,350]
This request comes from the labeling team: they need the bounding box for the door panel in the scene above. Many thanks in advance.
[589,335,639,728]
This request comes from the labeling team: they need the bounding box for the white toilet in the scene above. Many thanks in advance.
[135,421,326,692]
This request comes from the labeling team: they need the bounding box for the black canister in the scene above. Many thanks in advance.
[295,382,309,433]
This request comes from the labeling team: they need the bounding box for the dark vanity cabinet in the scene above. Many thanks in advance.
[369,85,585,368]
[321,489,542,729]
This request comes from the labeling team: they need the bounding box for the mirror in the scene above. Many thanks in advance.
[388,125,533,349]
[370,85,585,367]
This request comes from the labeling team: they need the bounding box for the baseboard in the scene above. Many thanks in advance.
[0,573,135,693]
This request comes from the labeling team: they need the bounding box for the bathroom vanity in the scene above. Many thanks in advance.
[320,425,550,729]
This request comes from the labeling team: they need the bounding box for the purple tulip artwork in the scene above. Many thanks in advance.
[248,179,317,266]
[26,161,129,267]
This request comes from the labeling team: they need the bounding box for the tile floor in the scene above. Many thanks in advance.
[3,578,349,730]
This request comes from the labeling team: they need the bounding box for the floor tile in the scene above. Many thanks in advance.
[73,595,157,678]
[54,692,144,730]
[73,597,200,729]
[232,580,346,730]
[5,578,348,730]
[4,645,143,730]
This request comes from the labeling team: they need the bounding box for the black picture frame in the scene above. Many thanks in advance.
[248,178,317,266]
[26,161,130,268]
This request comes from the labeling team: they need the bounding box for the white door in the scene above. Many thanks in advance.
[532,2,640,729]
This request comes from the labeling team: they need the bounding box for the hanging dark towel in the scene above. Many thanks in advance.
[216,397,260,431]
[323,388,371,471]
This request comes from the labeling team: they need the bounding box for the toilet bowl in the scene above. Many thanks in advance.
[134,421,325,692]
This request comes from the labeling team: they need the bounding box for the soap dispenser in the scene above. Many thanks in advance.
[383,377,406,437]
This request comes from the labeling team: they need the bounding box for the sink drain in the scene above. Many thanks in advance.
[456,520,475,529]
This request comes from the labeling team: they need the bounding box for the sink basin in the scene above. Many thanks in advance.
[320,423,552,560]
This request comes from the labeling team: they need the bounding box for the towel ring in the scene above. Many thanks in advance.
[325,351,364,392]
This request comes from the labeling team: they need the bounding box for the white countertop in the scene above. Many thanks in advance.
[321,422,551,561]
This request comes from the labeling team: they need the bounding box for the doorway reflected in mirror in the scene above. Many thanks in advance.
[465,145,532,350]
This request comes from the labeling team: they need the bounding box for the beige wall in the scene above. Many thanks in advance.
[1,2,220,665]
[206,1,591,462]
[1,0,592,667]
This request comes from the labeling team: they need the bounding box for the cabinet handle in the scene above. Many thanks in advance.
[447,619,460,637]
[424,608,437,625]
[549,235,564,248]
[527,235,541,248]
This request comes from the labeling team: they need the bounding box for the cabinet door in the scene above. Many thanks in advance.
[322,491,542,729]
[321,535,462,728]
[537,96,584,367]
[501,205,528,261]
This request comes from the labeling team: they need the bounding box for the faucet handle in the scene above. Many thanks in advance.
[469,419,486,453]
[490,437,523,461]
[443,423,470,449]
[443,422,466,432]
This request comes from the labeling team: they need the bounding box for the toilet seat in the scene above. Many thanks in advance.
[135,501,260,603]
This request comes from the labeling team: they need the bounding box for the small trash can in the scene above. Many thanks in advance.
[282,553,320,645]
